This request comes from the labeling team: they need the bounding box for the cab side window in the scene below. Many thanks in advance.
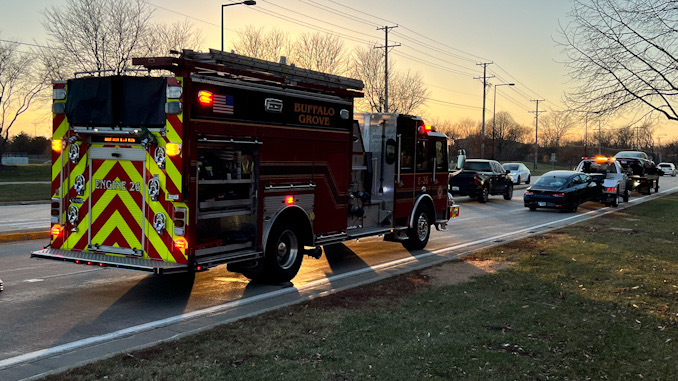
[435,140,448,171]
[400,135,414,173]
[416,140,432,172]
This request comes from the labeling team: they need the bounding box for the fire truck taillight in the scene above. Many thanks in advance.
[52,140,63,152]
[198,90,214,106]
[174,237,188,250]
[51,225,63,238]
[174,207,187,236]
[285,196,295,205]
[166,143,182,157]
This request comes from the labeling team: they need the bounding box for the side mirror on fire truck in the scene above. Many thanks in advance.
[456,149,467,170]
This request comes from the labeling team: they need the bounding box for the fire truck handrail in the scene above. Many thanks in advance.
[198,137,263,145]
[181,49,364,92]
[264,182,316,191]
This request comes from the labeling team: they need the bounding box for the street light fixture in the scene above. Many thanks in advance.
[491,83,515,159]
[221,1,256,52]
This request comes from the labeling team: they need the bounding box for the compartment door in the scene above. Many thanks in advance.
[88,147,147,257]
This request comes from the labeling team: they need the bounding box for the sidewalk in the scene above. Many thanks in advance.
[0,202,50,243]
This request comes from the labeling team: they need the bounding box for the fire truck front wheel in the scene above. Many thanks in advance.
[403,204,432,251]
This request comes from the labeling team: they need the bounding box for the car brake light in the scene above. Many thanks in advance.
[524,190,533,195]
[285,196,294,205]
[606,187,616,192]
[553,193,565,197]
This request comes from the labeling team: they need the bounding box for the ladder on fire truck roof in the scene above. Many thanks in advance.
[178,49,364,93]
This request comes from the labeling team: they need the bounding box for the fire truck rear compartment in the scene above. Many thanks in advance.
[194,142,261,263]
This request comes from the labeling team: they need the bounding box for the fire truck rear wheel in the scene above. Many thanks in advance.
[403,204,431,250]
[260,224,303,284]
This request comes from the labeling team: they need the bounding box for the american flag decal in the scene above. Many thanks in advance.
[213,94,234,115]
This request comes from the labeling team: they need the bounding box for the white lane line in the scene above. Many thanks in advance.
[2,185,677,370]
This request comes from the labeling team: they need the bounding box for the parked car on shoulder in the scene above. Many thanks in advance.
[449,159,513,203]
[502,162,531,184]
[524,170,600,212]
[657,162,677,177]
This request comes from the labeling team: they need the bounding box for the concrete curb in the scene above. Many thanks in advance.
[0,230,49,243]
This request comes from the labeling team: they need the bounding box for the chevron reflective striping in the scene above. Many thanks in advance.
[89,159,146,256]
[164,114,183,197]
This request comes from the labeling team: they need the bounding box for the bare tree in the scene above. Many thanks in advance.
[350,45,429,114]
[41,0,153,78]
[232,25,290,62]
[560,0,678,122]
[613,125,635,148]
[291,32,346,75]
[539,110,576,148]
[453,118,480,139]
[350,45,384,113]
[141,19,204,57]
[0,39,47,163]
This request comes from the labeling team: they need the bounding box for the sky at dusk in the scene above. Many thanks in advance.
[1,0,674,141]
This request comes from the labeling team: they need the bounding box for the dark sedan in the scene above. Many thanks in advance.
[524,171,600,212]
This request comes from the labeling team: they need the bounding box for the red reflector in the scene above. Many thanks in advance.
[75,260,81,264]
[98,263,106,267]
[285,196,294,205]
[196,266,203,271]
[87,261,93,266]
[198,90,213,106]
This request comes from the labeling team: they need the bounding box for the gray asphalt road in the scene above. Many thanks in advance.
[1,177,677,380]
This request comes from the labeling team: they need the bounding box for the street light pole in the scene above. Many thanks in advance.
[221,1,256,52]
[491,83,514,159]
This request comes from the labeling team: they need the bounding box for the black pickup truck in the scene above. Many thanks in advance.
[449,159,514,203]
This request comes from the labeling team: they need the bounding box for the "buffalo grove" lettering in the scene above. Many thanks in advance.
[295,103,335,126]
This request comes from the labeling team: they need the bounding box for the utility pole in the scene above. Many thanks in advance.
[530,100,546,170]
[475,62,494,158]
[375,26,400,113]
[598,120,602,155]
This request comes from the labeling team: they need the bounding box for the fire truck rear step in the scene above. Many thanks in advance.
[31,248,188,274]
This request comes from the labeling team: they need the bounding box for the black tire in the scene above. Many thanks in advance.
[241,223,304,284]
[622,189,629,203]
[610,192,619,207]
[503,183,513,200]
[528,205,537,211]
[568,199,579,213]
[525,175,531,184]
[403,204,431,250]
[477,186,489,203]
[515,176,521,185]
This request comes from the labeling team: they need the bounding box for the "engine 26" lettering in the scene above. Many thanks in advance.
[94,179,141,192]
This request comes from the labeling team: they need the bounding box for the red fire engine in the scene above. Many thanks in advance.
[32,50,458,283]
